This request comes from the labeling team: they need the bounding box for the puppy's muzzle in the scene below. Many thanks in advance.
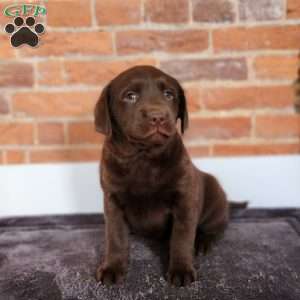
[141,108,170,126]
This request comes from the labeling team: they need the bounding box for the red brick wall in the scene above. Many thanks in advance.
[0,0,299,164]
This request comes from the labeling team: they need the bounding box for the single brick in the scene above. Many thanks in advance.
[17,32,113,57]
[183,116,251,141]
[47,0,92,27]
[193,0,235,23]
[6,150,26,164]
[96,0,141,25]
[30,148,101,163]
[145,0,189,23]
[37,60,65,86]
[161,58,247,81]
[186,145,210,157]
[68,122,104,144]
[254,55,299,80]
[239,0,284,21]
[0,122,34,145]
[38,122,65,144]
[116,30,209,54]
[12,92,98,117]
[201,86,295,110]
[64,57,156,85]
[0,63,33,87]
[256,115,300,139]
[213,25,300,52]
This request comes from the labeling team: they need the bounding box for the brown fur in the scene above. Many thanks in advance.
[94,66,229,286]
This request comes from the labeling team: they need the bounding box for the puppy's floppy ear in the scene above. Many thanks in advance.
[177,85,189,134]
[94,84,112,136]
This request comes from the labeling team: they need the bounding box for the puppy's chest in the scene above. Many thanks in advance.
[127,159,164,185]
[116,171,179,237]
[112,157,173,191]
[108,156,181,235]
[120,190,176,237]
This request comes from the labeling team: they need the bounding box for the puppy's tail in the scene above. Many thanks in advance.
[229,200,248,219]
[229,201,248,209]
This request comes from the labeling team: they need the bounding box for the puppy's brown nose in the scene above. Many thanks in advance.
[148,111,167,126]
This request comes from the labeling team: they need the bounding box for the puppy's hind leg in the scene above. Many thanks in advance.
[195,172,229,255]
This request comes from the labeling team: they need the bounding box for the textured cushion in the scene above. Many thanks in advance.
[0,209,299,300]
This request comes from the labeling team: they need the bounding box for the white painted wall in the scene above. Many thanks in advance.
[0,155,299,217]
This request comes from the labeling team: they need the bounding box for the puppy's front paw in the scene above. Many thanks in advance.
[96,264,125,285]
[167,266,196,287]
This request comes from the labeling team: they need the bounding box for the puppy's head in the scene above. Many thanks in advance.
[95,65,188,146]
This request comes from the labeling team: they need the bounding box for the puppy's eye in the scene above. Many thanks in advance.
[124,91,138,103]
[163,89,175,101]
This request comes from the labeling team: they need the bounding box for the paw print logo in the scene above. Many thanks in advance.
[4,16,45,47]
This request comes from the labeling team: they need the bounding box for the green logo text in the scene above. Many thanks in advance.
[3,4,47,17]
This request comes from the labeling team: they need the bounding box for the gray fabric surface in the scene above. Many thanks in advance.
[0,209,299,300]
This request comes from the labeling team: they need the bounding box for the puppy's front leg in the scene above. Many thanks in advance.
[96,193,129,285]
[168,198,198,287]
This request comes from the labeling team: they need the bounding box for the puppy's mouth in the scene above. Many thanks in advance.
[128,126,172,146]
[145,127,171,139]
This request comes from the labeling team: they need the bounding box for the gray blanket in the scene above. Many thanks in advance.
[0,209,299,300]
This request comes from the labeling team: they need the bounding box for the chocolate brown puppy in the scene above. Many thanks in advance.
[94,66,229,287]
